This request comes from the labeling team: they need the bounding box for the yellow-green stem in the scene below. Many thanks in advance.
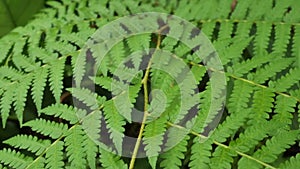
[129,34,161,169]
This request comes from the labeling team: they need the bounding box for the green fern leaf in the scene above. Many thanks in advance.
[238,129,299,168]
[248,88,275,124]
[210,146,236,169]
[273,95,297,125]
[67,87,103,111]
[31,67,48,112]
[160,134,189,169]
[3,135,51,156]
[279,154,300,169]
[0,84,15,127]
[99,148,127,169]
[64,125,86,168]
[49,57,66,103]
[0,148,33,169]
[143,115,168,157]
[45,141,64,169]
[271,68,300,92]
[189,139,213,169]
[13,76,32,126]
[40,103,82,124]
[292,25,300,67]
[24,119,68,139]
[103,100,126,154]
[272,24,291,55]
[253,22,272,55]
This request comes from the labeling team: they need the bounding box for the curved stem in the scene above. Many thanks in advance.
[129,34,161,169]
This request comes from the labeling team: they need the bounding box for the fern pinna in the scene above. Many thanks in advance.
[0,0,300,169]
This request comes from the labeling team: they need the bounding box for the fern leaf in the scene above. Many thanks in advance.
[13,76,32,126]
[272,23,291,55]
[49,57,66,102]
[238,129,299,168]
[81,109,101,140]
[279,154,300,169]
[0,40,12,63]
[31,67,48,111]
[292,25,300,68]
[232,52,274,77]
[273,95,297,125]
[143,115,168,157]
[251,58,294,84]
[12,54,39,72]
[126,34,151,52]
[40,103,81,124]
[189,139,213,169]
[248,0,273,20]
[45,141,64,169]
[103,100,126,154]
[0,148,33,169]
[26,157,45,169]
[3,135,51,156]
[271,68,300,92]
[230,121,275,153]
[248,88,275,124]
[67,87,102,110]
[24,119,68,139]
[160,134,189,169]
[0,66,24,81]
[73,51,87,87]
[64,125,86,168]
[209,146,236,169]
[0,85,15,127]
[99,148,127,169]
[82,135,98,169]
[81,110,101,168]
[253,22,272,55]
[230,0,252,19]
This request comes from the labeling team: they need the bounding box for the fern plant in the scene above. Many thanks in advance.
[0,0,300,169]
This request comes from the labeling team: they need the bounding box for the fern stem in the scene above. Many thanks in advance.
[129,33,162,169]
[166,122,277,169]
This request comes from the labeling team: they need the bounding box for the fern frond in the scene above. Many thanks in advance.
[279,154,300,169]
[24,119,68,139]
[273,95,297,125]
[3,135,51,156]
[189,139,213,169]
[160,134,189,169]
[103,100,126,154]
[253,22,272,56]
[238,129,299,169]
[31,67,48,112]
[271,68,300,93]
[49,57,66,103]
[40,103,82,124]
[0,148,33,169]
[143,115,168,158]
[45,141,64,169]
[64,125,86,168]
[0,84,15,127]
[99,148,127,169]
[209,146,236,169]
[272,24,291,55]
[248,88,275,124]
[251,58,294,84]
[292,25,300,68]
[67,87,104,111]
[13,77,32,126]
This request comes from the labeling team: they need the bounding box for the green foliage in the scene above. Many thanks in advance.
[0,0,300,169]
[0,0,45,37]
